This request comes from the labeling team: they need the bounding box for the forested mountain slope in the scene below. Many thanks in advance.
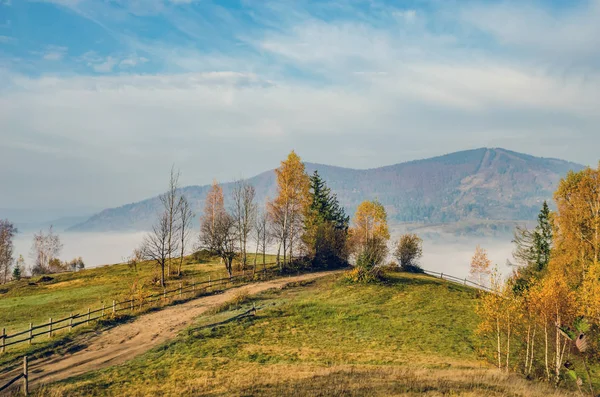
[70,148,583,233]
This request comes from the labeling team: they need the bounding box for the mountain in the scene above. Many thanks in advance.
[69,148,585,234]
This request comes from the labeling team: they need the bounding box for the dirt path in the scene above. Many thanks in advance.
[0,271,340,392]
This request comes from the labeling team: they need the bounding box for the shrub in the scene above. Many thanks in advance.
[393,234,423,273]
[344,266,386,283]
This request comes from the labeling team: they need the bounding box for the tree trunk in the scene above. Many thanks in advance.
[496,316,502,369]
[544,322,550,381]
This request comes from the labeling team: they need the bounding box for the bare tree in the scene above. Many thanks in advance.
[160,166,181,277]
[30,226,62,275]
[253,210,272,275]
[231,180,257,271]
[200,209,237,278]
[141,213,175,287]
[0,220,18,283]
[176,195,194,277]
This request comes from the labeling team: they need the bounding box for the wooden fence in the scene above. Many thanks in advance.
[0,356,27,395]
[0,267,278,354]
[422,269,494,293]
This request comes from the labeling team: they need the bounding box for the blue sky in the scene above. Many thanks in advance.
[0,0,599,211]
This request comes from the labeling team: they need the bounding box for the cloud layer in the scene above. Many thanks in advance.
[0,0,599,210]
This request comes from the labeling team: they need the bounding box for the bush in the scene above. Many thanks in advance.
[393,234,423,272]
[192,249,214,263]
[355,237,388,270]
[344,266,386,283]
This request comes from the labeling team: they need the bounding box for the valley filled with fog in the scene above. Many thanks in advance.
[12,231,516,278]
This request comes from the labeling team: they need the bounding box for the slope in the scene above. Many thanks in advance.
[42,272,576,397]
[70,148,584,233]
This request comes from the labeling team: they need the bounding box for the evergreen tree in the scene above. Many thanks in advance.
[510,201,553,293]
[12,265,21,281]
[534,201,552,272]
[303,171,349,268]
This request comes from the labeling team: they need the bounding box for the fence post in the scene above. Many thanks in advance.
[130,298,133,312]
[28,323,32,345]
[179,282,182,297]
[1,327,5,353]
[70,314,73,331]
[192,279,195,293]
[112,300,116,315]
[163,288,166,300]
[209,276,211,290]
[23,355,28,396]
[102,303,105,317]
[87,308,90,325]
[440,272,444,280]
[48,317,52,338]
[464,278,467,285]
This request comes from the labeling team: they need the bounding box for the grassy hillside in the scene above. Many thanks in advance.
[71,148,584,233]
[43,272,575,396]
[0,254,275,337]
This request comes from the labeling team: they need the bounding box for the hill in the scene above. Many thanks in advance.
[43,272,576,396]
[69,148,584,234]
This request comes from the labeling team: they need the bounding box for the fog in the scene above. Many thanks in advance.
[13,231,515,279]
[13,232,147,270]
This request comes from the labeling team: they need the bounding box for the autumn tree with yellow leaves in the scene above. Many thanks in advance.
[267,151,310,270]
[349,200,390,270]
[477,164,600,391]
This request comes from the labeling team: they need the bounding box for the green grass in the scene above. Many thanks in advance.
[0,253,276,361]
[43,272,576,397]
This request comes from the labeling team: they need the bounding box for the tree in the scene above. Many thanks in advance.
[510,202,553,292]
[253,210,272,275]
[267,151,310,270]
[0,219,17,284]
[393,234,423,272]
[67,257,85,272]
[303,171,350,268]
[200,209,237,278]
[12,255,25,281]
[469,245,492,286]
[30,226,62,275]
[160,166,181,277]
[176,195,194,277]
[349,200,389,256]
[12,264,21,281]
[141,213,175,287]
[203,180,226,252]
[232,180,257,271]
[349,200,390,269]
[553,165,600,285]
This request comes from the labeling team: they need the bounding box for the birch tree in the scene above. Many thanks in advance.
[176,195,194,277]
[232,180,257,271]
[0,220,17,283]
[160,166,181,277]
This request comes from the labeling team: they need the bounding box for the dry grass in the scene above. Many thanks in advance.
[30,273,580,397]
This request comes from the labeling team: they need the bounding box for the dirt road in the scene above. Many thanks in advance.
[0,271,339,392]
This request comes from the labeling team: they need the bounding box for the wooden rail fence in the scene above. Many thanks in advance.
[422,269,494,293]
[0,356,27,395]
[1,266,278,354]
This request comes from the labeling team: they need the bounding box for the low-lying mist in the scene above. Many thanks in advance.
[12,232,516,279]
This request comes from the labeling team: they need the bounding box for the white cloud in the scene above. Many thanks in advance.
[2,0,600,209]
[0,35,14,43]
[42,45,68,61]
[119,55,149,68]
[93,56,117,73]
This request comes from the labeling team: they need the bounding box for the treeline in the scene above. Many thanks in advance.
[141,151,426,285]
[476,164,600,393]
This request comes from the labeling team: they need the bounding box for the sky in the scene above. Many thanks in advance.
[1,0,599,213]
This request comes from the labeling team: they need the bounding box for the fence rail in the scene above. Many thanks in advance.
[422,269,493,293]
[1,265,279,353]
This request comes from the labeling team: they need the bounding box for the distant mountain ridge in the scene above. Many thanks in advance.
[69,148,585,234]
